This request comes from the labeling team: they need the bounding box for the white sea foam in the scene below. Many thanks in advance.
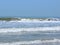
[3,20,60,22]
[0,26,60,33]
[0,39,60,45]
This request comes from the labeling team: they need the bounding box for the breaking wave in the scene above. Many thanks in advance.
[0,26,60,33]
[0,21,60,45]
[0,21,60,28]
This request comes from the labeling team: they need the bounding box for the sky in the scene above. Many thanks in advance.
[0,0,60,18]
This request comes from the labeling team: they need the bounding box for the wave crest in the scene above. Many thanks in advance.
[0,27,60,33]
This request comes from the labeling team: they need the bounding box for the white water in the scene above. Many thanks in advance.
[0,21,60,45]
[0,21,60,28]
[0,26,60,33]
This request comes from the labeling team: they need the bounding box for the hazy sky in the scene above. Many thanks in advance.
[0,0,60,18]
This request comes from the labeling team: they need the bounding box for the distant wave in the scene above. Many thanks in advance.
[0,21,60,28]
[0,18,60,21]
[0,39,60,45]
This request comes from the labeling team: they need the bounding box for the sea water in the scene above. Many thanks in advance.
[0,21,60,45]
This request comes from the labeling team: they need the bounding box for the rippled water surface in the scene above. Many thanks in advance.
[0,21,60,45]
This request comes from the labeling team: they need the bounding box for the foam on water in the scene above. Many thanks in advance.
[0,21,60,45]
[0,26,60,33]
[0,21,60,28]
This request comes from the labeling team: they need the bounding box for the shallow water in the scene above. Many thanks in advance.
[0,21,60,45]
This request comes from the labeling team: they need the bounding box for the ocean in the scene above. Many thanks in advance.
[0,20,60,45]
